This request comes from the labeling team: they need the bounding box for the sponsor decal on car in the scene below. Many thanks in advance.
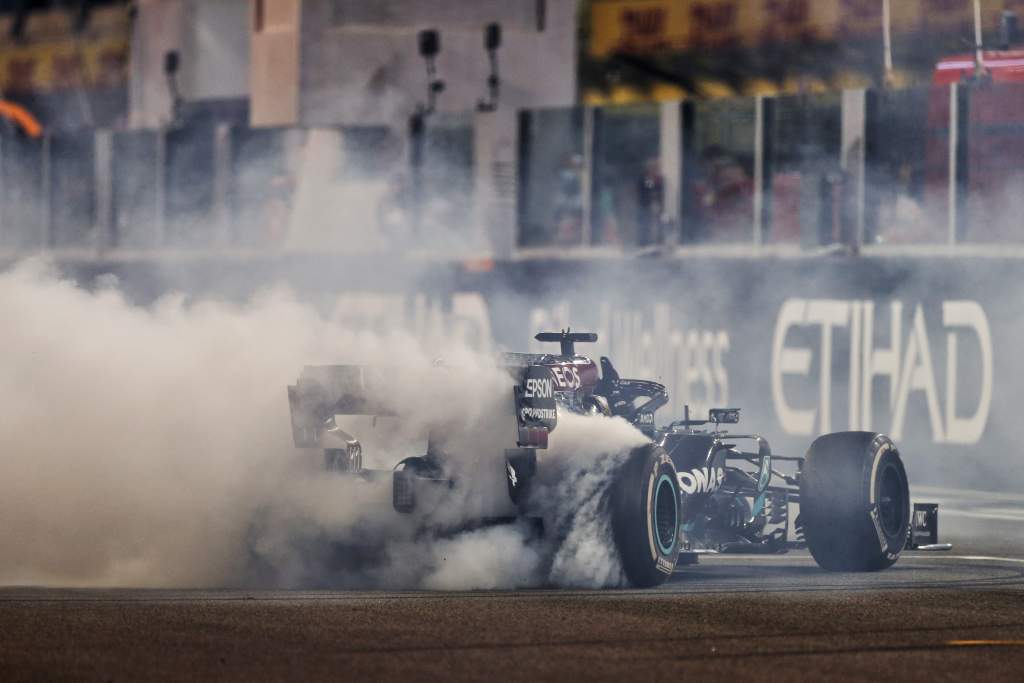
[549,366,582,390]
[677,466,725,495]
[520,406,557,421]
[507,462,518,488]
[869,504,889,553]
[524,376,553,399]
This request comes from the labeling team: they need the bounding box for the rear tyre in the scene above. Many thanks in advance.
[609,443,680,587]
[800,432,910,572]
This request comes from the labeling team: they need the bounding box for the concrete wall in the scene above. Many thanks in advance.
[297,0,578,127]
[180,0,250,101]
[134,0,576,128]
[129,0,186,127]
[131,0,252,127]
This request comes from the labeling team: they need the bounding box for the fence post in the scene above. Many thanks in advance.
[213,123,232,247]
[948,84,957,246]
[954,83,970,243]
[0,134,4,245]
[94,129,114,250]
[753,96,765,246]
[409,111,426,237]
[679,100,697,243]
[759,97,775,244]
[841,89,866,250]
[581,105,595,247]
[659,101,681,244]
[155,128,167,247]
[948,83,970,245]
[41,134,53,248]
[515,111,530,249]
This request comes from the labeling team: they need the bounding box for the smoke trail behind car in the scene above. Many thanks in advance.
[0,260,645,589]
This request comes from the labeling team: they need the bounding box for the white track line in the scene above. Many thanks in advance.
[694,554,1024,563]
[939,509,1024,522]
[919,555,1024,564]
[913,486,1024,502]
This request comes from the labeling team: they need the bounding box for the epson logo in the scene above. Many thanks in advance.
[677,466,725,495]
[524,377,553,399]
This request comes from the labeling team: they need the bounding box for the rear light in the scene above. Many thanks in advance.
[517,426,548,448]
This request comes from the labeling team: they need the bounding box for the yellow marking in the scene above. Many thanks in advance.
[946,640,1024,647]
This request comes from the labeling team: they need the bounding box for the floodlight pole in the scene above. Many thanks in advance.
[164,50,181,127]
[409,29,444,237]
[408,24,501,241]
[409,108,425,236]
[477,23,502,112]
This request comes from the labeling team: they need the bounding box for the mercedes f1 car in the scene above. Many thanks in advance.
[288,331,943,588]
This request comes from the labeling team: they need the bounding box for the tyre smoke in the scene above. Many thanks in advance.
[0,260,647,589]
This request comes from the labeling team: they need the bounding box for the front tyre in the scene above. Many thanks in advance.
[609,443,680,587]
[800,432,910,572]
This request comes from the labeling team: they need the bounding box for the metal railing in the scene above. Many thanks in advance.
[0,120,478,256]
[517,83,1024,251]
[3,83,1024,259]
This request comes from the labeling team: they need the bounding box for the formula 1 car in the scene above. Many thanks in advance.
[288,330,942,588]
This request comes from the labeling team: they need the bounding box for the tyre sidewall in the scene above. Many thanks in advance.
[610,444,680,587]
[801,432,910,572]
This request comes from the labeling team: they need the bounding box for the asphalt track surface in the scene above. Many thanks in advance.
[3,488,1023,682]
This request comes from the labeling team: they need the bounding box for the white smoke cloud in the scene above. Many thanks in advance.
[420,523,543,591]
[530,412,651,588]
[0,260,649,589]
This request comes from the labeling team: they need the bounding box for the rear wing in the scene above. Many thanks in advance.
[288,363,558,450]
[287,365,399,448]
[535,330,598,356]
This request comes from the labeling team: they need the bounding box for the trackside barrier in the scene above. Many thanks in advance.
[518,83,1024,250]
[2,83,1024,253]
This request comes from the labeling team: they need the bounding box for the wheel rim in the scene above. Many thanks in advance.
[877,461,906,538]
[653,474,678,555]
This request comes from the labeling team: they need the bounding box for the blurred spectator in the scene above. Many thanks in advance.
[552,153,584,245]
[694,146,754,242]
[636,157,664,246]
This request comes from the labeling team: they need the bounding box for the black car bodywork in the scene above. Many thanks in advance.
[287,331,944,585]
[509,332,944,560]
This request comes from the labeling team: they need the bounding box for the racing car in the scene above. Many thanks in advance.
[287,330,942,588]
